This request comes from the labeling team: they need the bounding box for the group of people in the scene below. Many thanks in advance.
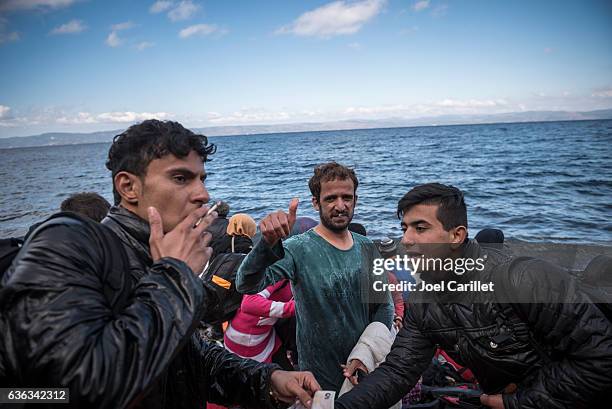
[0,119,610,409]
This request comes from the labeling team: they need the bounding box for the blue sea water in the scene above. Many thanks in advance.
[1,120,611,243]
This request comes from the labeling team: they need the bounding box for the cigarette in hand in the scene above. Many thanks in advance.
[194,202,219,228]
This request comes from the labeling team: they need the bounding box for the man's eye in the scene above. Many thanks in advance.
[173,175,186,183]
[416,226,427,232]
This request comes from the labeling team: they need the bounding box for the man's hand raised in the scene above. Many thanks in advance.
[260,198,299,247]
[148,206,217,274]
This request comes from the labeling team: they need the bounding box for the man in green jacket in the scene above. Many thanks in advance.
[236,162,394,393]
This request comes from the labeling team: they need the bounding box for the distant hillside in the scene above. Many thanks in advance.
[1,108,611,149]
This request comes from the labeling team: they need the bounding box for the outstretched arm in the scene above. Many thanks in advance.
[191,337,319,408]
[336,305,435,409]
[236,199,300,294]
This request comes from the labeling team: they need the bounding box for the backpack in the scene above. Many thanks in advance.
[201,252,247,325]
[0,237,24,280]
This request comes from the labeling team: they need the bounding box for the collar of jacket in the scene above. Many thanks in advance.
[461,239,484,264]
[102,206,153,272]
[108,205,151,242]
[450,239,487,284]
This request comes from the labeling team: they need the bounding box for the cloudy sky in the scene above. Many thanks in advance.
[0,0,611,137]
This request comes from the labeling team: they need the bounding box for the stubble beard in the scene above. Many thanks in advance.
[319,208,353,233]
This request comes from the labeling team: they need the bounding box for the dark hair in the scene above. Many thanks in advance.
[106,119,216,204]
[397,183,467,230]
[60,192,111,222]
[216,201,230,217]
[308,162,358,201]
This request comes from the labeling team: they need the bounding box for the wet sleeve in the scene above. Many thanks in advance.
[0,222,207,409]
[188,334,280,408]
[235,238,297,294]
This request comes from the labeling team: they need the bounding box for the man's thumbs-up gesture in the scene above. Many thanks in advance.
[260,198,299,247]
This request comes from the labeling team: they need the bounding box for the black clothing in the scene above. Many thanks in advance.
[336,240,612,409]
[0,208,278,409]
[208,217,230,256]
[212,234,253,258]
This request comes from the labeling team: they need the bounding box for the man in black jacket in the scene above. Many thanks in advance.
[336,183,612,409]
[0,120,319,408]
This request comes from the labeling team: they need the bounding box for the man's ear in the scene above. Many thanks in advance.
[114,171,142,206]
[311,196,320,212]
[449,225,468,249]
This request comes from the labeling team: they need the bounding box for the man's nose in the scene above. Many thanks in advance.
[334,198,347,210]
[193,183,210,206]
[401,229,415,247]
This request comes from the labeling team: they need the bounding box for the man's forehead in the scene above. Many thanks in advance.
[402,203,439,223]
[147,151,205,172]
[320,177,355,192]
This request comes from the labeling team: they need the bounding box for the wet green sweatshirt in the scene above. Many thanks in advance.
[236,230,393,392]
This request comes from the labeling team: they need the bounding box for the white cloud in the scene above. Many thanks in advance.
[105,31,122,47]
[348,42,361,50]
[412,0,430,12]
[57,111,171,124]
[150,0,174,14]
[436,99,508,108]
[0,105,12,119]
[56,112,96,124]
[207,109,292,124]
[0,0,77,12]
[136,41,155,51]
[276,0,386,38]
[168,0,200,22]
[592,88,612,98]
[50,19,86,35]
[340,99,515,119]
[0,16,19,44]
[344,104,410,115]
[431,4,448,17]
[0,30,19,44]
[97,111,170,123]
[179,23,220,38]
[111,21,134,31]
[106,22,134,48]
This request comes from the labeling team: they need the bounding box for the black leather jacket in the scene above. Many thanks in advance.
[336,240,612,409]
[0,207,278,409]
